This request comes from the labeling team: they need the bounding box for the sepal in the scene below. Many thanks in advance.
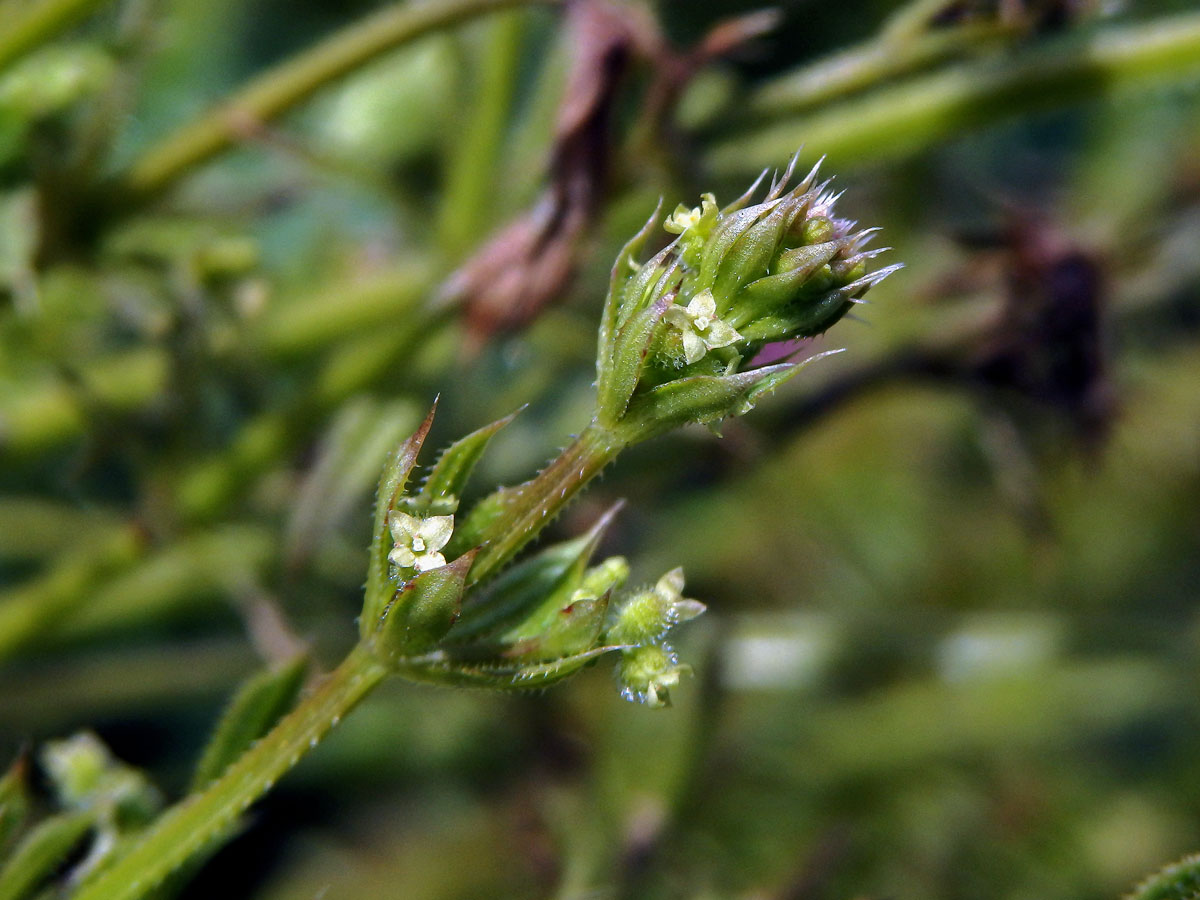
[407,408,521,517]
[373,550,477,660]
[618,350,843,440]
[448,504,622,642]
[362,403,437,633]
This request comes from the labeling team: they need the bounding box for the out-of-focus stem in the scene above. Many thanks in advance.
[747,20,1011,117]
[0,348,167,456]
[119,0,557,200]
[0,526,141,661]
[436,10,527,259]
[0,526,274,664]
[710,12,1200,174]
[0,0,112,73]
[0,264,434,459]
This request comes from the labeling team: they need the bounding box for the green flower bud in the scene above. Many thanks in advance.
[596,154,899,434]
[41,733,161,826]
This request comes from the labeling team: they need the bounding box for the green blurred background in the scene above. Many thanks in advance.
[2,0,1200,897]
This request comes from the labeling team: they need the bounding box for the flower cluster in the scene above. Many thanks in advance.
[595,156,899,436]
[359,406,706,705]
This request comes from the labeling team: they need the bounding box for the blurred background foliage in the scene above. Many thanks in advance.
[2,0,1200,897]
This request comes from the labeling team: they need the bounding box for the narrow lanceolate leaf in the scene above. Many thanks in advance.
[394,645,621,691]
[508,592,609,662]
[0,761,29,864]
[374,551,476,660]
[448,505,620,642]
[618,362,798,440]
[598,201,663,392]
[599,293,673,427]
[736,290,853,342]
[414,408,521,514]
[0,811,93,900]
[619,351,844,441]
[191,655,309,791]
[362,403,437,637]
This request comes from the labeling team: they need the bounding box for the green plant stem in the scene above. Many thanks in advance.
[746,20,1011,117]
[0,526,140,662]
[709,11,1200,174]
[0,0,112,73]
[467,421,628,587]
[72,643,388,900]
[119,0,556,200]
[436,10,526,259]
[0,525,274,665]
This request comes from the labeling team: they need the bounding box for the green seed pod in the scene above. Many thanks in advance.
[616,644,691,709]
[608,568,705,646]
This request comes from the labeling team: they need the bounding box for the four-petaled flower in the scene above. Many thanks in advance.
[663,290,742,365]
[389,512,454,572]
[663,192,716,235]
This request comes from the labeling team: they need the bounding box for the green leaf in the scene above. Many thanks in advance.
[413,408,521,515]
[599,294,674,427]
[598,201,662,394]
[448,504,620,642]
[618,350,844,441]
[191,655,309,791]
[730,239,841,321]
[509,592,609,662]
[395,645,620,691]
[374,550,477,659]
[362,403,437,637]
[0,760,29,865]
[0,811,93,900]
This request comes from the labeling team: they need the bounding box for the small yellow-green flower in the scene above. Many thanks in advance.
[389,512,454,572]
[663,290,742,365]
[663,192,717,235]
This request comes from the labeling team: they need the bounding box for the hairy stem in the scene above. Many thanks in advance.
[710,11,1200,173]
[72,643,388,900]
[467,422,627,587]
[118,0,556,200]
